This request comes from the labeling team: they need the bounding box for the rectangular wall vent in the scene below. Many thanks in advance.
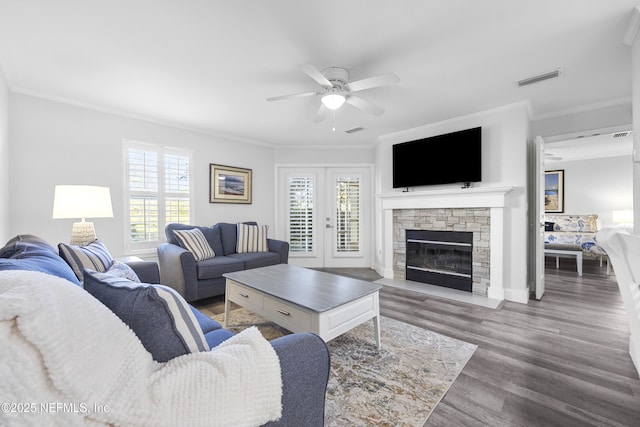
[517,69,562,87]
[344,126,364,134]
[613,132,630,138]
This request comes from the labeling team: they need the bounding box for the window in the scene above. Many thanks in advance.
[124,140,192,252]
[335,176,360,252]
[287,175,314,253]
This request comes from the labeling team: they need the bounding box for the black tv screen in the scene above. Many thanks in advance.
[392,127,482,188]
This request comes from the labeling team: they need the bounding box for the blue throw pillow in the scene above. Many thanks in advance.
[83,270,209,362]
[0,236,80,285]
[58,240,114,281]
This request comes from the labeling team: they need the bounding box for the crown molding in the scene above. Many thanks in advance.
[375,100,531,145]
[530,97,632,121]
[9,87,274,148]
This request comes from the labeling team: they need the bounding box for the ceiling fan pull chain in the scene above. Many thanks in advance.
[332,110,336,132]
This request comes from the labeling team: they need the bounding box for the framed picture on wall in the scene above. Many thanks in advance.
[209,164,252,204]
[545,170,564,213]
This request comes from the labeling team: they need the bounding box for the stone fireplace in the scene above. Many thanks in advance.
[378,187,513,301]
[394,209,490,295]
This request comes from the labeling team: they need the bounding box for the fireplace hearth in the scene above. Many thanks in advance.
[406,229,473,292]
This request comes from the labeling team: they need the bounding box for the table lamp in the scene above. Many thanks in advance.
[52,185,114,245]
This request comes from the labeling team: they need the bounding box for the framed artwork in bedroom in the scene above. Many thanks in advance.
[544,170,564,213]
[209,164,252,204]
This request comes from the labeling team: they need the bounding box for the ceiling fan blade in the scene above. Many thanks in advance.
[314,104,329,122]
[346,95,385,116]
[347,72,400,92]
[301,64,333,88]
[266,91,318,102]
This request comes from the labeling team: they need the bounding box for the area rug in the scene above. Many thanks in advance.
[211,308,477,426]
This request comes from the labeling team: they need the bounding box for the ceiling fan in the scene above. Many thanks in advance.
[267,65,399,122]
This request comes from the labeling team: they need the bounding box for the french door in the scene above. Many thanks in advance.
[277,166,372,268]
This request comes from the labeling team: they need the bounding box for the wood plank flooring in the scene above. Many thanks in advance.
[195,261,640,426]
[380,259,640,426]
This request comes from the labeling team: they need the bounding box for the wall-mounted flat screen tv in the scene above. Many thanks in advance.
[392,127,482,188]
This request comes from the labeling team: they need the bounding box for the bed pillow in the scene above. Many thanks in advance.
[83,270,209,362]
[58,240,114,281]
[173,228,215,261]
[236,223,269,253]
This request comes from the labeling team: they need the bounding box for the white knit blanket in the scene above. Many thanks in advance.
[0,270,282,427]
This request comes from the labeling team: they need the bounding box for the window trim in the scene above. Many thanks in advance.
[123,139,193,255]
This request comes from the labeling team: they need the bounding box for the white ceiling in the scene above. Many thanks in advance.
[0,0,637,147]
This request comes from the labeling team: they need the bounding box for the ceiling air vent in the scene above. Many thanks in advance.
[344,126,364,134]
[517,69,562,87]
[613,131,630,138]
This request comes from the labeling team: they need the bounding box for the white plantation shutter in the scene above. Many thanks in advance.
[124,140,192,252]
[335,176,360,253]
[128,148,159,243]
[288,176,314,253]
[164,152,190,225]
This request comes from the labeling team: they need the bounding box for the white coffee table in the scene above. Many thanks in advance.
[223,264,382,349]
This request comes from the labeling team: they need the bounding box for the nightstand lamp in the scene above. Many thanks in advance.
[52,185,114,246]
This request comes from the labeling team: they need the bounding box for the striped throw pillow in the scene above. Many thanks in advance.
[58,240,114,281]
[173,228,215,261]
[83,270,210,362]
[236,223,269,253]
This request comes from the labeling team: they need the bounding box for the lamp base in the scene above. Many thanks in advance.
[70,221,97,246]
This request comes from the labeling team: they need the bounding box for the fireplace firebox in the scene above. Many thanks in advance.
[405,230,473,292]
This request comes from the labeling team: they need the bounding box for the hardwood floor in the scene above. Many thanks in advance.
[380,259,640,426]
[195,261,640,426]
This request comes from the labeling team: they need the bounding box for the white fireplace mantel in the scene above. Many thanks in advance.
[377,186,514,301]
[377,186,514,210]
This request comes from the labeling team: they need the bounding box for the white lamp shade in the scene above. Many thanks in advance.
[321,93,346,110]
[52,185,114,219]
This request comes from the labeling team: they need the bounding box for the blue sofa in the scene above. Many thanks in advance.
[0,234,329,427]
[157,222,289,302]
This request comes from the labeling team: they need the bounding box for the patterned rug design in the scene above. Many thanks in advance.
[211,308,476,426]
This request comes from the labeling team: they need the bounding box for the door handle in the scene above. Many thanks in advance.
[326,224,334,228]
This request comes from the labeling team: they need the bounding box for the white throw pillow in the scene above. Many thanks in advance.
[236,223,269,253]
[173,228,215,261]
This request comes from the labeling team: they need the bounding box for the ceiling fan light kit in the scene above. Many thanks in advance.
[321,93,346,110]
[267,64,399,122]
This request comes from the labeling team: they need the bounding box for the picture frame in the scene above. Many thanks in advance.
[209,164,252,204]
[544,169,564,213]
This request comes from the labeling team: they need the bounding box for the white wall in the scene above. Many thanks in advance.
[545,155,633,227]
[0,67,8,243]
[273,145,374,164]
[374,102,531,303]
[8,93,275,257]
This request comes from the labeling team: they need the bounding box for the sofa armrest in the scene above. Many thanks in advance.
[267,239,289,264]
[126,261,160,284]
[263,333,330,427]
[157,243,198,301]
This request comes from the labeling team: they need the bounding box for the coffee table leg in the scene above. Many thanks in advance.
[224,294,231,328]
[373,315,381,350]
